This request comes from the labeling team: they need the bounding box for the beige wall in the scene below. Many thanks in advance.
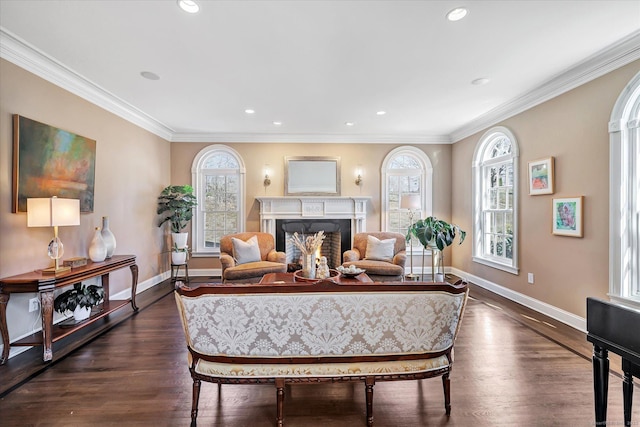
[170,142,452,270]
[451,59,640,318]
[0,59,171,345]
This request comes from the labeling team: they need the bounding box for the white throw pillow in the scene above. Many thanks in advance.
[232,235,261,265]
[364,235,395,262]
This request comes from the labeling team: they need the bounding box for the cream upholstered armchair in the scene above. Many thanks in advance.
[342,232,406,281]
[219,232,287,283]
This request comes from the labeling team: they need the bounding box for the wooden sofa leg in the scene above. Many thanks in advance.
[442,373,451,416]
[191,379,201,427]
[276,378,285,427]
[365,377,375,427]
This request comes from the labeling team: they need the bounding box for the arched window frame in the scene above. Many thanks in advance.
[191,144,246,255]
[381,146,433,242]
[609,70,640,309]
[472,126,520,274]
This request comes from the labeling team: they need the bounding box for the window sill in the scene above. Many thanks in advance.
[608,294,640,312]
[191,251,220,258]
[472,256,519,275]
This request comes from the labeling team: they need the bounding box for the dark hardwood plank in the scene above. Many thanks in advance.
[0,278,637,426]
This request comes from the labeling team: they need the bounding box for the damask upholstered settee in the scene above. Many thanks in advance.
[174,279,469,427]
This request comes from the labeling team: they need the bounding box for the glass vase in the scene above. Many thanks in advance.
[431,247,445,282]
[302,254,316,279]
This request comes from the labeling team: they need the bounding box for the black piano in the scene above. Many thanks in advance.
[586,297,640,426]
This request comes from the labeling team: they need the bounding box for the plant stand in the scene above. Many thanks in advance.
[171,262,189,285]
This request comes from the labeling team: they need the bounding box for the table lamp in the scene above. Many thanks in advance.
[401,194,421,280]
[27,196,80,275]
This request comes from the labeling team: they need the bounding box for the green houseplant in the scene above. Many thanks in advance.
[54,283,104,321]
[406,216,466,281]
[157,185,198,233]
[406,216,466,251]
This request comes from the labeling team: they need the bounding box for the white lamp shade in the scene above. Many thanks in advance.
[400,194,421,210]
[27,197,80,227]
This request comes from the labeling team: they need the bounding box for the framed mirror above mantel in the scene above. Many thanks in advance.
[284,156,341,196]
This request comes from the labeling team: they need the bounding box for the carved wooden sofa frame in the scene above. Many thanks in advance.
[174,279,469,426]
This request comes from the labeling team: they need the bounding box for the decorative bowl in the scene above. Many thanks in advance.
[336,266,366,277]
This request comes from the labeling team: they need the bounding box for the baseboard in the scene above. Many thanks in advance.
[449,267,586,333]
[188,268,222,278]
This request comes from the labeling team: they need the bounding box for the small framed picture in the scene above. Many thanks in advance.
[552,196,583,237]
[528,157,554,195]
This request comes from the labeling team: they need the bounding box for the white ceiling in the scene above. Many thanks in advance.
[1,0,639,143]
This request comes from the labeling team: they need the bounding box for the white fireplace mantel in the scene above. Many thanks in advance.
[256,196,370,239]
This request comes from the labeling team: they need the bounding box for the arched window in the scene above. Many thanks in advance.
[191,145,246,254]
[381,146,433,238]
[609,71,640,309]
[472,127,519,274]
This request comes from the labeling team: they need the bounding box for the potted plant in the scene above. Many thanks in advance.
[157,185,198,250]
[406,216,466,281]
[171,243,189,265]
[54,283,104,321]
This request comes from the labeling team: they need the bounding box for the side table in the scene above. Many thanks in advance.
[0,255,138,364]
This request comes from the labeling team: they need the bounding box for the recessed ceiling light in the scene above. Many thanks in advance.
[345,122,355,127]
[273,121,282,126]
[245,109,255,114]
[140,71,160,80]
[178,0,199,13]
[446,7,468,21]
[376,111,386,116]
[471,77,490,85]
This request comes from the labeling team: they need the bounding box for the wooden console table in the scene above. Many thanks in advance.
[0,255,138,364]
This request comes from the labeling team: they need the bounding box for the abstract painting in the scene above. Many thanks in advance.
[552,196,583,237]
[13,115,96,212]
[528,157,554,195]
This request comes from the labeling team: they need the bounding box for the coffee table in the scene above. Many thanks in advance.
[260,271,372,285]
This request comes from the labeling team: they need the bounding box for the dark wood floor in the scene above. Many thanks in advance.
[0,278,637,426]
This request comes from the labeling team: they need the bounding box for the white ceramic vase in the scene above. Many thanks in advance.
[172,232,188,249]
[172,251,187,265]
[73,305,91,321]
[101,216,116,258]
[89,227,107,262]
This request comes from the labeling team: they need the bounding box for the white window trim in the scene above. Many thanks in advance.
[380,146,433,234]
[472,126,520,275]
[191,144,246,256]
[609,70,640,310]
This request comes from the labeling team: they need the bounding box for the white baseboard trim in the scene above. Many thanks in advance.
[4,271,172,361]
[188,268,222,278]
[450,267,586,333]
[111,271,169,300]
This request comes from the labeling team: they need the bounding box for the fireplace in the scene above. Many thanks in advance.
[256,196,370,270]
[276,219,351,268]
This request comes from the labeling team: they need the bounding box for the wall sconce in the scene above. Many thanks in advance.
[263,165,271,187]
[355,167,363,186]
[27,196,80,274]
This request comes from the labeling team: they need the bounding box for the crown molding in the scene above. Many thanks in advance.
[2,25,638,145]
[170,132,450,144]
[0,27,175,140]
[450,30,640,143]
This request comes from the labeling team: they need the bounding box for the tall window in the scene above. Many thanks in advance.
[381,146,433,239]
[472,127,519,274]
[191,145,245,254]
[609,71,640,309]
